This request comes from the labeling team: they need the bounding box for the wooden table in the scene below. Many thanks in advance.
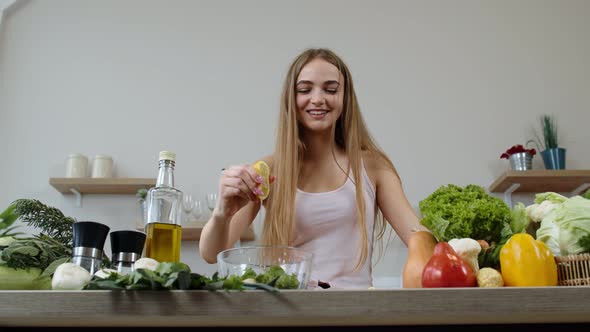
[1,287,589,328]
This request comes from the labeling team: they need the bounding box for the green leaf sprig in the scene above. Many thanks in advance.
[1,234,72,270]
[0,199,76,273]
[530,114,559,151]
[13,199,75,246]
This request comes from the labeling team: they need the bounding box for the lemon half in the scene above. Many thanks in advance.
[253,160,270,200]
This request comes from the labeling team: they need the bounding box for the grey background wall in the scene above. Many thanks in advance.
[1,0,589,287]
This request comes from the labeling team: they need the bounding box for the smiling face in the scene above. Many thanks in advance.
[295,58,344,134]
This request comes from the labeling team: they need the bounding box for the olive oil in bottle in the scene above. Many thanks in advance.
[145,151,183,262]
[145,222,181,262]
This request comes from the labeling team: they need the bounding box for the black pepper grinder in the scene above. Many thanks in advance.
[110,230,146,274]
[72,221,110,275]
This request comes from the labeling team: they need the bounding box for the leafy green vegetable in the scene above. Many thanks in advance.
[222,275,245,290]
[509,202,529,234]
[478,222,514,270]
[578,234,590,253]
[13,199,75,246]
[0,203,20,237]
[275,273,300,289]
[1,235,72,270]
[534,192,568,205]
[136,189,148,200]
[583,189,590,200]
[0,199,78,271]
[252,265,299,289]
[419,184,511,243]
[240,267,257,280]
[255,265,284,284]
[85,262,295,292]
[477,202,532,270]
[0,199,112,289]
[536,195,590,256]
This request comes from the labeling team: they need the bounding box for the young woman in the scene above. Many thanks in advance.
[199,48,436,289]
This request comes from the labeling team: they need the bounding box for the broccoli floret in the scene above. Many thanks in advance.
[254,273,269,284]
[241,266,302,289]
[255,265,286,284]
[240,267,257,280]
[275,273,300,289]
[222,274,244,290]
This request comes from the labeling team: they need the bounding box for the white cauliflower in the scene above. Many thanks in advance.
[448,238,482,274]
[526,200,558,223]
[476,267,504,287]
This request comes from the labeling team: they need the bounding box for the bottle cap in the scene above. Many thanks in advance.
[110,230,146,256]
[73,221,110,250]
[159,151,176,162]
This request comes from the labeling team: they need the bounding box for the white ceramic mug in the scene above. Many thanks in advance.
[66,153,88,178]
[91,155,113,178]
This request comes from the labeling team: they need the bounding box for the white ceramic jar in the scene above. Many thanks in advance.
[65,153,89,178]
[91,155,113,178]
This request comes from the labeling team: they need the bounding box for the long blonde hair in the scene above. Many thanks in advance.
[262,48,398,269]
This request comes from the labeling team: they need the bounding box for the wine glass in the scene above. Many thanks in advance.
[206,193,218,214]
[182,194,195,223]
[192,199,205,221]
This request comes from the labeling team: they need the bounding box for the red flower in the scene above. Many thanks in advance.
[500,144,536,159]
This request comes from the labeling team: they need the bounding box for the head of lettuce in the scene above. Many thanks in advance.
[535,193,590,256]
[419,184,511,244]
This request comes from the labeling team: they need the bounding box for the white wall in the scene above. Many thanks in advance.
[1,0,589,286]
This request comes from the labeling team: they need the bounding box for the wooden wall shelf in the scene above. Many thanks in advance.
[49,177,156,194]
[489,170,590,193]
[489,170,590,207]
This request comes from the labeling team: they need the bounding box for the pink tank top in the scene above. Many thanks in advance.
[291,161,376,289]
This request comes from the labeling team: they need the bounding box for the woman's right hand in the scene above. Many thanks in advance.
[213,164,265,219]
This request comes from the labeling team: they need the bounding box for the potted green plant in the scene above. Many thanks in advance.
[528,114,566,169]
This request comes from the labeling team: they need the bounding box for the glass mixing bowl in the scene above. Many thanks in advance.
[216,245,313,289]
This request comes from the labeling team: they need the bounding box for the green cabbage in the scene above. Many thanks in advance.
[419,184,511,243]
[534,192,568,204]
[536,195,590,256]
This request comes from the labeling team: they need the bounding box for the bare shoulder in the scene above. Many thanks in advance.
[361,150,398,185]
[362,150,388,170]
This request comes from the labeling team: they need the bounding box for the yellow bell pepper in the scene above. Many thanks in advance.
[500,233,557,287]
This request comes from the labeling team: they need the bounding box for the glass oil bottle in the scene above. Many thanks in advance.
[145,151,183,262]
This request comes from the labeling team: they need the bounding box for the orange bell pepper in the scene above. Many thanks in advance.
[500,233,557,286]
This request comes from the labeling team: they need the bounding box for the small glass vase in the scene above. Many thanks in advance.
[509,152,533,171]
